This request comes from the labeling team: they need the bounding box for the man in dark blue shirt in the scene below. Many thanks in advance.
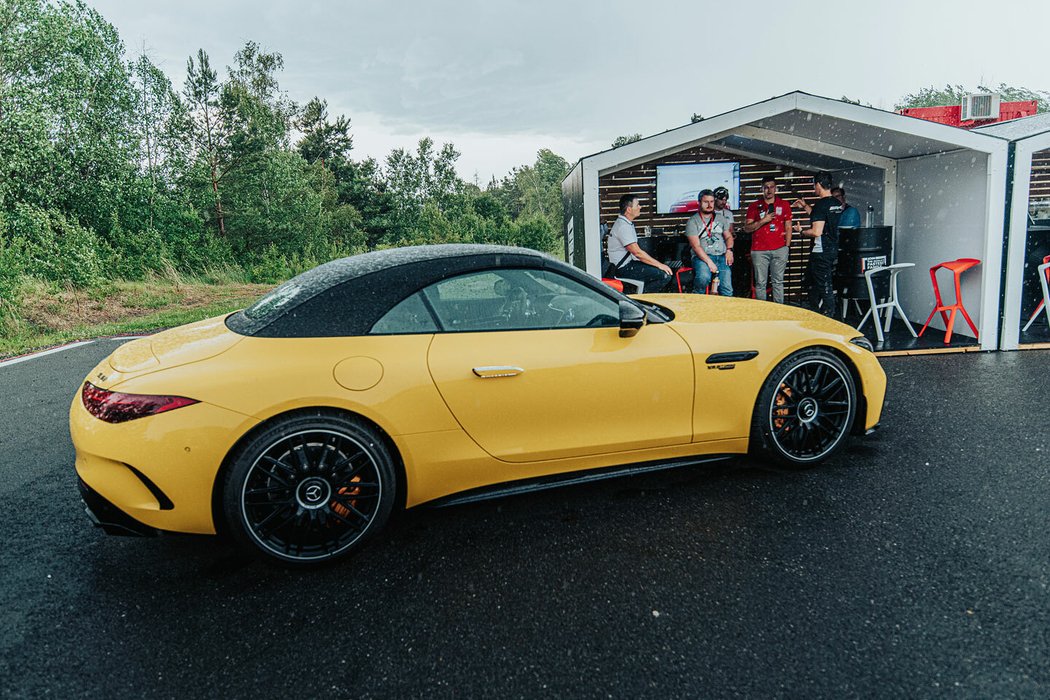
[833,187,861,228]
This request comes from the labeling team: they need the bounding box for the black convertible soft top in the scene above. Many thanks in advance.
[225,244,617,338]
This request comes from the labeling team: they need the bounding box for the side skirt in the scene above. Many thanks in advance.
[429,455,735,508]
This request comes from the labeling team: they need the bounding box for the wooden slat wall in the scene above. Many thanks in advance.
[1030,149,1050,209]
[599,146,818,302]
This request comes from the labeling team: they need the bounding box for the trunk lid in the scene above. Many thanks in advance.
[104,314,243,385]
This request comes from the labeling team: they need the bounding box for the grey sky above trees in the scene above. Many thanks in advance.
[90,0,1048,181]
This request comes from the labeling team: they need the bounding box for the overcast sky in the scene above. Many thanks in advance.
[88,0,1049,182]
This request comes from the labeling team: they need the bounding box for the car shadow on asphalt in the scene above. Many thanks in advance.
[117,445,881,580]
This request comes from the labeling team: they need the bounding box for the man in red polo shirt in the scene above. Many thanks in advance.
[744,175,792,303]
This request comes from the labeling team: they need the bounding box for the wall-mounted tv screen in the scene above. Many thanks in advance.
[656,162,740,214]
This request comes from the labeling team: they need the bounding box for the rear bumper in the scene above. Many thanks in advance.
[78,477,158,537]
[70,390,257,535]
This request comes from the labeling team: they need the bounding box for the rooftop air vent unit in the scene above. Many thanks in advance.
[961,93,1000,121]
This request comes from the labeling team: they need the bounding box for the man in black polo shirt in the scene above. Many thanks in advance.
[793,172,843,317]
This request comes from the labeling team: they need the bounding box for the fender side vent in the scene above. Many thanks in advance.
[706,351,759,364]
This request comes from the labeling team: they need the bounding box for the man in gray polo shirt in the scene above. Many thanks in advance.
[606,193,672,293]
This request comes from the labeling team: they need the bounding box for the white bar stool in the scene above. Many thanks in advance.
[616,278,645,294]
[856,263,917,343]
[1022,260,1050,333]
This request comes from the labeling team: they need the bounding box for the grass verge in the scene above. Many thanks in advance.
[1,279,272,358]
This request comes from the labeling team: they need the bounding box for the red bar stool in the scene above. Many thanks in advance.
[678,267,721,294]
[674,266,692,293]
[918,258,981,343]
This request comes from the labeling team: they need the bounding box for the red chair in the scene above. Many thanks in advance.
[674,266,692,293]
[601,278,624,293]
[919,258,981,343]
[1021,255,1050,333]
[677,267,720,294]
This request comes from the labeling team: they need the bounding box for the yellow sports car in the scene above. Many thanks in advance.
[71,244,885,565]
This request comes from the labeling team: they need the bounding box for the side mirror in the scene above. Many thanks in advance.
[618,300,645,338]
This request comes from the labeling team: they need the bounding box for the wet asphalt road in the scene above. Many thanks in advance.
[0,341,1048,699]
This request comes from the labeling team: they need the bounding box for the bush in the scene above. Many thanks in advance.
[107,214,169,279]
[5,204,105,286]
[249,243,293,283]
[511,215,559,255]
[0,212,26,334]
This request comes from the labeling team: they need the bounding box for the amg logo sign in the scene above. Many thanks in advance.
[860,255,887,272]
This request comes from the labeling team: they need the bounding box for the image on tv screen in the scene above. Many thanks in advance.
[656,162,740,214]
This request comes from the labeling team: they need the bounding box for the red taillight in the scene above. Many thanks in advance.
[81,382,198,424]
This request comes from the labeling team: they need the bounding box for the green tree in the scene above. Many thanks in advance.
[330,156,400,249]
[130,53,190,231]
[486,149,568,254]
[297,97,352,168]
[183,49,229,237]
[295,97,356,249]
[1,1,138,230]
[183,41,306,260]
[221,41,296,156]
[0,0,157,280]
[988,84,1050,112]
[384,137,463,223]
[611,133,642,148]
[895,83,1049,112]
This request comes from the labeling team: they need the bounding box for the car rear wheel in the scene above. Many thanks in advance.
[222,412,396,565]
[749,349,857,468]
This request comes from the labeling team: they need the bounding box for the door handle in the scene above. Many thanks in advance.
[472,366,525,378]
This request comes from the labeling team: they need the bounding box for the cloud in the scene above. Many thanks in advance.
[89,0,1050,178]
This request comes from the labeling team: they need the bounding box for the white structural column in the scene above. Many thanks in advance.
[1000,135,1050,349]
[583,162,602,277]
[884,161,897,248]
[981,146,1010,350]
[1001,146,1032,349]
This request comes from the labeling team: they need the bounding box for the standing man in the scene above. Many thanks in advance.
[713,186,736,296]
[793,186,861,228]
[712,185,736,272]
[685,189,733,295]
[794,172,843,316]
[832,187,861,228]
[744,176,792,303]
[607,193,672,293]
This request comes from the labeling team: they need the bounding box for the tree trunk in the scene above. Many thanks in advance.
[211,159,225,237]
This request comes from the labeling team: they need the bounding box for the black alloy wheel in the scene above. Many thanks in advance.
[223,413,396,565]
[750,349,857,467]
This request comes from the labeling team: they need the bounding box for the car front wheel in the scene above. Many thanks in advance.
[750,349,857,468]
[222,412,397,565]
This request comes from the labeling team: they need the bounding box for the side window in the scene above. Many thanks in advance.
[370,292,439,335]
[420,268,620,332]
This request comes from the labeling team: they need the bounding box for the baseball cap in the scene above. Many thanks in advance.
[713,186,729,200]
